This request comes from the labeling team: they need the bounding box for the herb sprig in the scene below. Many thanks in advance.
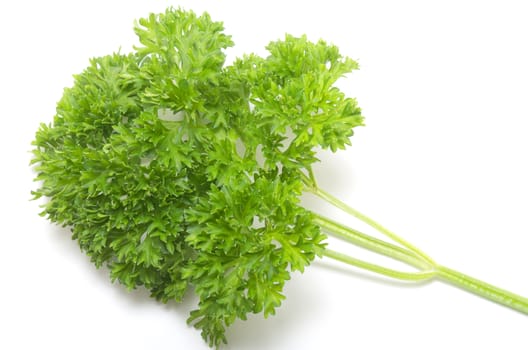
[31,7,528,348]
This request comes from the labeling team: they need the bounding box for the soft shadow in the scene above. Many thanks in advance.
[224,271,324,349]
[46,223,198,312]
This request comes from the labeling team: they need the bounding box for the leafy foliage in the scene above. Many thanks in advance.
[32,7,363,348]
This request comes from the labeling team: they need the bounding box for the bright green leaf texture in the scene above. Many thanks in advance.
[32,7,363,348]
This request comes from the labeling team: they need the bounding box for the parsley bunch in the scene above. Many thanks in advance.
[32,7,527,348]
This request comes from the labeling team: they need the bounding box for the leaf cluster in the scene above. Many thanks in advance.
[32,7,363,348]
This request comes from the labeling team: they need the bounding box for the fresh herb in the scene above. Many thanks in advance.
[31,7,528,348]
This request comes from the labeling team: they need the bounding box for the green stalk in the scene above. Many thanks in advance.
[313,213,431,270]
[310,185,435,265]
[436,266,528,314]
[304,177,528,316]
[323,249,436,281]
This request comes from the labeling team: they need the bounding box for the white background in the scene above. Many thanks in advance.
[1,0,527,349]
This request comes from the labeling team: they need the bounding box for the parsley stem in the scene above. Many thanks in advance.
[310,185,528,314]
[307,167,318,188]
[436,266,528,315]
[313,213,431,270]
[310,186,436,265]
[323,248,436,281]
